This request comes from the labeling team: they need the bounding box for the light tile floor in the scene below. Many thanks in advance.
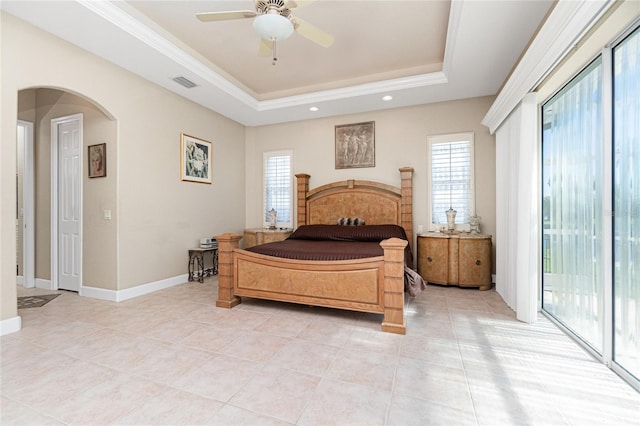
[2,279,639,425]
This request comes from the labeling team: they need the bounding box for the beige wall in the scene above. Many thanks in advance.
[116,87,246,289]
[1,12,245,321]
[245,96,497,270]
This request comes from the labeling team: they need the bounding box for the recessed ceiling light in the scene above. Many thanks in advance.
[309,106,319,112]
[382,95,393,101]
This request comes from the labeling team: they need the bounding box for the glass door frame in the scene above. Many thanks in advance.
[539,22,640,392]
[609,22,640,390]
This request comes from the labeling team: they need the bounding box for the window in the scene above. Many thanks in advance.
[263,150,292,228]
[427,132,475,231]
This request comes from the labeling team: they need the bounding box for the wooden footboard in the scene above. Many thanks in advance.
[215,233,408,334]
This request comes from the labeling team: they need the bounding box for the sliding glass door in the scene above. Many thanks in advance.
[542,24,639,389]
[613,26,640,382]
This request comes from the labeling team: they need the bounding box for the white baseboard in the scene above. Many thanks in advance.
[0,316,22,336]
[81,274,189,303]
[115,274,189,302]
[80,285,118,302]
[35,278,53,290]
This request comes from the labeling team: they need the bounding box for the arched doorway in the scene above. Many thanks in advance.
[16,87,117,303]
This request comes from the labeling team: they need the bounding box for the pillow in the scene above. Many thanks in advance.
[337,217,365,226]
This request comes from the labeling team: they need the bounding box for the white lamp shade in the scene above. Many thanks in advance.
[253,13,294,41]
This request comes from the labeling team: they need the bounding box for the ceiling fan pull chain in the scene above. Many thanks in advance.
[272,37,278,65]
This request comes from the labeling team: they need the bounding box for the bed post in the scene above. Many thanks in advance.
[296,173,311,227]
[380,237,408,334]
[215,233,242,308]
[399,167,414,262]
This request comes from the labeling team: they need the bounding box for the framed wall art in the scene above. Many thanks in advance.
[88,143,106,178]
[335,121,375,169]
[181,133,212,184]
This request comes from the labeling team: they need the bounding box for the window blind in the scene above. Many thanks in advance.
[263,152,292,227]
[612,26,640,382]
[431,140,472,226]
[542,57,604,352]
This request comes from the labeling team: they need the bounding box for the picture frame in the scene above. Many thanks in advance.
[88,143,106,178]
[335,121,375,169]
[181,133,212,184]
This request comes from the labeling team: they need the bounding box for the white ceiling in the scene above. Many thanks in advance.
[2,0,553,126]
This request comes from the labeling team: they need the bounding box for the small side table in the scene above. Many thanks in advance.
[188,247,218,283]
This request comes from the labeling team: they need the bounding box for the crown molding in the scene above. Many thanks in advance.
[442,0,464,76]
[259,72,448,111]
[482,0,613,134]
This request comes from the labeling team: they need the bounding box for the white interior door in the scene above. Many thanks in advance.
[53,115,82,292]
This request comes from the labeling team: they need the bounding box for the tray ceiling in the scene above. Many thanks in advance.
[1,0,553,126]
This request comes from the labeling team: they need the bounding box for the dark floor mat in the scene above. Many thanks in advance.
[17,294,60,309]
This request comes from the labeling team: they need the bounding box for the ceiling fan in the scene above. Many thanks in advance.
[196,0,334,65]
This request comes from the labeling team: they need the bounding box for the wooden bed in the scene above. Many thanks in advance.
[215,167,414,334]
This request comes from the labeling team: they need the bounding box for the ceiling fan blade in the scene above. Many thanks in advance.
[293,17,334,48]
[285,0,316,10]
[196,10,256,22]
[258,38,273,57]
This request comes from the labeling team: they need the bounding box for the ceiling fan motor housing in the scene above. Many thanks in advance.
[256,0,293,18]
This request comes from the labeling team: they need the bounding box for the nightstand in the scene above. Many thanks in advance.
[243,228,292,249]
[417,232,492,290]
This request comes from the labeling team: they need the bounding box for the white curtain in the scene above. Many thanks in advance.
[495,93,539,323]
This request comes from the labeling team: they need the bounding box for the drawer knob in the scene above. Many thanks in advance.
[427,257,433,262]
[476,260,482,265]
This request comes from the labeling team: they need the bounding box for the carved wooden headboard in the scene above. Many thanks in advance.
[295,167,414,252]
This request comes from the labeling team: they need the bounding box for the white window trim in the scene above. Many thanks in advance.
[263,150,293,229]
[426,132,475,232]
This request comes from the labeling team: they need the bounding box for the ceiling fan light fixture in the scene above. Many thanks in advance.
[253,13,294,41]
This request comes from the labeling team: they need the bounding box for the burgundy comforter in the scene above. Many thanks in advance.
[245,224,426,296]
